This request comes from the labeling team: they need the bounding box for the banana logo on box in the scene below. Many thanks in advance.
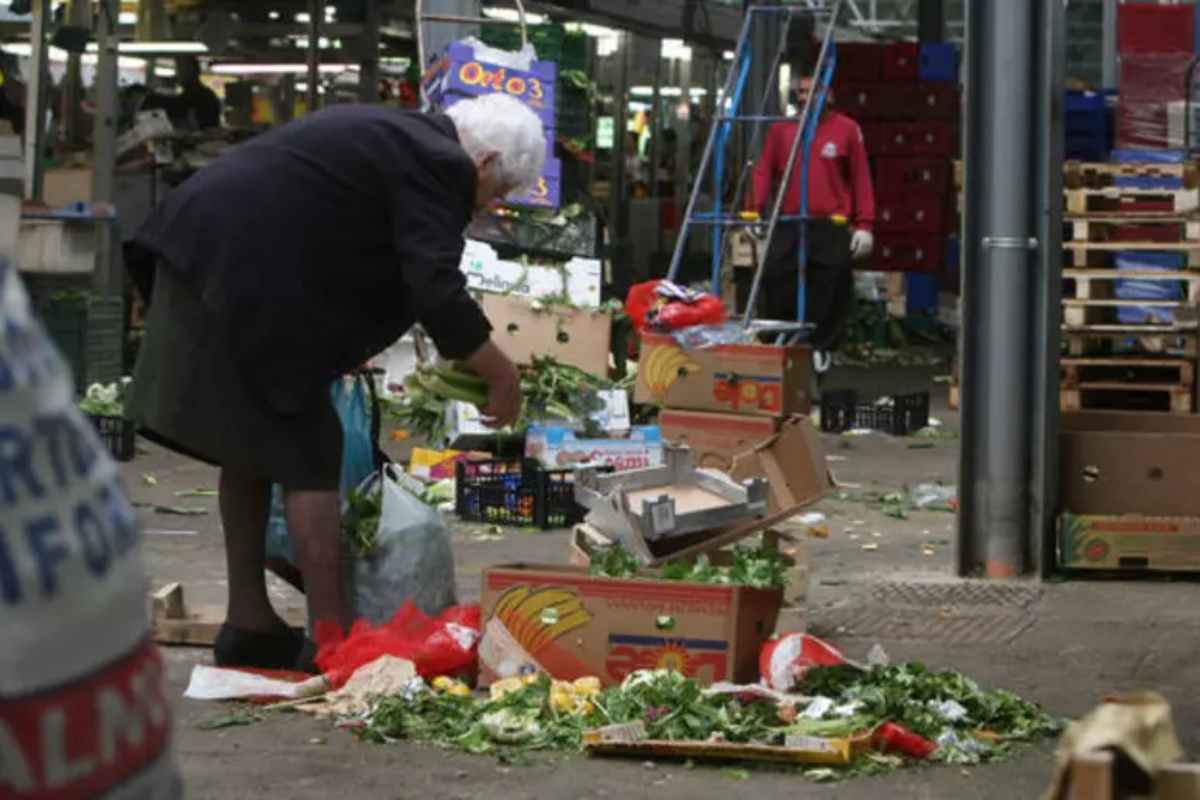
[493,585,592,655]
[642,344,700,401]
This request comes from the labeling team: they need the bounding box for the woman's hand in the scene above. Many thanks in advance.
[463,340,523,428]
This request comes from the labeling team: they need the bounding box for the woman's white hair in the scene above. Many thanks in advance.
[445,93,547,193]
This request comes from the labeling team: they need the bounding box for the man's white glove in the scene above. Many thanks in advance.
[850,229,875,260]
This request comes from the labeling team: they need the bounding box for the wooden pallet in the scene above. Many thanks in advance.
[1064,160,1200,190]
[1062,269,1200,302]
[1061,328,1198,357]
[1065,215,1200,244]
[1062,244,1200,269]
[1065,188,1200,215]
[1061,385,1193,413]
[1060,356,1195,388]
[150,582,222,646]
[1061,297,1197,327]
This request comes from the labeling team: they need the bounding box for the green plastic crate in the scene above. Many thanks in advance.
[35,291,124,393]
[480,23,565,62]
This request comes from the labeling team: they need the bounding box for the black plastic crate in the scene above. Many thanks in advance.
[455,458,588,529]
[87,413,136,462]
[820,390,930,436]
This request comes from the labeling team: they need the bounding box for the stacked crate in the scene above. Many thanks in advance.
[837,42,959,279]
[1060,158,1200,414]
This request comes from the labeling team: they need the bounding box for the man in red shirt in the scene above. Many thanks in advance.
[750,76,876,372]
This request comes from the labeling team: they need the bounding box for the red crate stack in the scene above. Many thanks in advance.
[834,42,960,274]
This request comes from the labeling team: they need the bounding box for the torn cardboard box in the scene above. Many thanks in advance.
[575,417,830,565]
[482,293,612,375]
[635,334,811,418]
[659,409,781,472]
[478,564,782,687]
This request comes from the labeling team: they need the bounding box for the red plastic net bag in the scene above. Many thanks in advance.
[314,602,481,689]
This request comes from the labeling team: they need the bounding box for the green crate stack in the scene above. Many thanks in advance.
[560,31,588,73]
[479,23,565,62]
[557,83,591,138]
[31,287,124,393]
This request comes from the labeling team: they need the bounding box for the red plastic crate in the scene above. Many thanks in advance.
[874,233,944,273]
[861,122,892,155]
[836,83,902,121]
[836,42,886,82]
[876,190,947,234]
[882,122,957,157]
[874,157,950,192]
[1111,224,1181,243]
[1118,4,1195,54]
[1116,52,1192,149]
[882,42,920,82]
[905,83,960,120]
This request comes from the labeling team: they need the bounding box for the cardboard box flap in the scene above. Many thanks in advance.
[1060,412,1200,517]
[729,416,832,515]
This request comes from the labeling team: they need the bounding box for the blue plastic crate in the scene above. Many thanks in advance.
[1109,148,1186,164]
[1114,175,1185,190]
[1115,251,1184,325]
[1065,90,1106,114]
[918,43,957,82]
[906,273,940,315]
[1066,131,1110,162]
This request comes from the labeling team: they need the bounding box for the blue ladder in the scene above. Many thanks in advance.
[665,1,844,341]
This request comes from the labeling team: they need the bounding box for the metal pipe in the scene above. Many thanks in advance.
[1030,0,1067,576]
[22,0,49,201]
[609,32,630,289]
[917,0,944,44]
[360,0,381,103]
[1101,0,1117,89]
[741,0,843,327]
[307,0,320,112]
[959,0,1037,578]
[92,0,120,293]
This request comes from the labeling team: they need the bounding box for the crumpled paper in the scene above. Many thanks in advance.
[307,655,418,718]
[1044,691,1184,800]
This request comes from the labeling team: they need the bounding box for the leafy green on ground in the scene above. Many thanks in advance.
[588,542,790,590]
[357,666,1061,780]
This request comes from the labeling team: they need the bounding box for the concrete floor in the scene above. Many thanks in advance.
[132,365,1200,799]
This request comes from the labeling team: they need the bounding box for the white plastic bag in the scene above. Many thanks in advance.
[348,467,457,624]
[0,260,181,797]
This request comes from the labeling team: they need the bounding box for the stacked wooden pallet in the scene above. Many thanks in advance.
[1061,159,1199,414]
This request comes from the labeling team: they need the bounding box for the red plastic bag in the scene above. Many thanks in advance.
[624,280,664,332]
[655,295,727,330]
[760,633,850,691]
[314,602,482,689]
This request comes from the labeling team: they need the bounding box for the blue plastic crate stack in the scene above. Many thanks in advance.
[1060,148,1200,415]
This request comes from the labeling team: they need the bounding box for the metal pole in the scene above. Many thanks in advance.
[360,0,381,103]
[307,0,320,112]
[92,0,120,294]
[61,0,90,151]
[650,38,663,256]
[1101,0,1118,89]
[917,0,945,44]
[1030,0,1067,576]
[23,0,49,201]
[609,33,630,291]
[958,1,1037,578]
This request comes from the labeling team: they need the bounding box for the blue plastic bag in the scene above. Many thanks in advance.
[264,375,377,563]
